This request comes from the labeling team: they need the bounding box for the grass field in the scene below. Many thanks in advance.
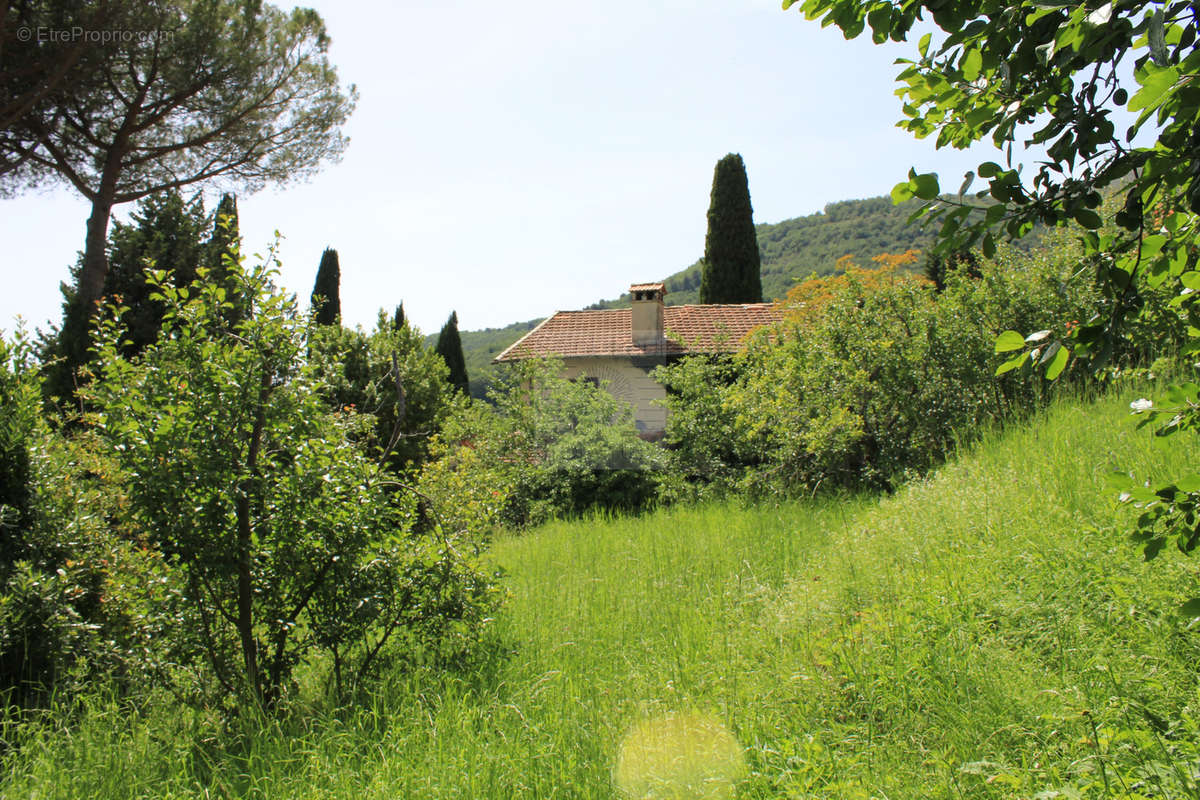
[6,389,1200,799]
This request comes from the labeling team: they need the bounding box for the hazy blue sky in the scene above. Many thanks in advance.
[0,0,1009,337]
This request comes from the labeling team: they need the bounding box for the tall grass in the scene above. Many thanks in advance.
[5,389,1200,798]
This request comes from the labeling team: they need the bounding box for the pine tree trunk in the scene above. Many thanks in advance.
[78,193,114,313]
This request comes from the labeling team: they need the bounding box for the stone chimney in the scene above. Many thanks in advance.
[630,282,665,346]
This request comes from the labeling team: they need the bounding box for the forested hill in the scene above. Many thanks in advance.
[441,193,1034,396]
[588,195,939,309]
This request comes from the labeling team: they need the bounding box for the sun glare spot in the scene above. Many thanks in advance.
[613,711,747,799]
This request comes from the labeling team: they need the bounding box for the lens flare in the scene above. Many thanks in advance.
[613,711,747,799]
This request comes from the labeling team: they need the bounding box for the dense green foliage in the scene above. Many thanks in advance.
[83,259,498,708]
[44,191,244,404]
[435,311,470,396]
[789,0,1200,608]
[700,153,762,304]
[206,193,246,327]
[101,191,209,356]
[420,359,664,529]
[656,234,1159,496]
[1,242,498,713]
[311,247,341,326]
[308,312,451,474]
[0,331,172,708]
[4,393,1199,798]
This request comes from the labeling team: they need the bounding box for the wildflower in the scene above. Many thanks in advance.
[1130,398,1153,413]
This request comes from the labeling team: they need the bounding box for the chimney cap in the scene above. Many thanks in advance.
[630,282,666,295]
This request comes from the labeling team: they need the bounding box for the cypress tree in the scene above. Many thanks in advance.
[392,303,405,331]
[45,191,208,403]
[435,311,469,395]
[207,193,246,324]
[923,249,981,293]
[311,248,341,326]
[700,153,762,304]
[104,191,208,354]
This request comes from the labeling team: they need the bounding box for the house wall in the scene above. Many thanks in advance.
[560,357,669,435]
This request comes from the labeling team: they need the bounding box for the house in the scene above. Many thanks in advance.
[493,282,783,437]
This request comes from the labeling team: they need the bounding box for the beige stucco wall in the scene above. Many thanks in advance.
[560,357,668,435]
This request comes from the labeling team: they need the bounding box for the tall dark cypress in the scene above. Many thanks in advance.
[207,193,245,324]
[700,153,762,304]
[923,249,981,293]
[104,191,208,355]
[311,248,341,326]
[435,311,469,395]
[392,302,405,331]
[45,191,208,404]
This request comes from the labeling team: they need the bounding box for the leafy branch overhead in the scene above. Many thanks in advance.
[790,1,1200,335]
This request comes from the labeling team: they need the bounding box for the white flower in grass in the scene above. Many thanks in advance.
[1130,398,1154,413]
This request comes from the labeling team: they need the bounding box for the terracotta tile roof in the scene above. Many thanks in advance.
[629,282,666,293]
[494,303,782,362]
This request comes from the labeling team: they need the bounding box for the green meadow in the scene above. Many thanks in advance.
[6,388,1200,799]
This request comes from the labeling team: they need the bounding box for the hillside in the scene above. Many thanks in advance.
[454,193,1032,397]
[586,194,942,310]
[12,391,1199,798]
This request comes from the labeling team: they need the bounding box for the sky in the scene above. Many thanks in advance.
[0,0,1014,337]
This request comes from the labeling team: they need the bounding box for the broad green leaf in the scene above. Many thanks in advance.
[978,161,1002,178]
[1073,208,1102,229]
[1129,64,1179,112]
[1176,474,1200,493]
[1144,537,1166,561]
[961,48,982,81]
[911,172,941,200]
[1142,234,1167,258]
[1181,597,1200,617]
[1149,8,1169,66]
[1181,271,1200,290]
[995,352,1027,375]
[982,232,996,258]
[1044,342,1069,380]
[1104,471,1132,490]
[891,180,915,204]
[994,330,1026,352]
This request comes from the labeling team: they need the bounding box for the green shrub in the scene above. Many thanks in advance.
[306,312,451,474]
[421,359,666,529]
[659,238,1108,494]
[0,331,174,708]
[85,257,499,708]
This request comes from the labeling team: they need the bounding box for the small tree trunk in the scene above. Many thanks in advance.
[236,367,272,704]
